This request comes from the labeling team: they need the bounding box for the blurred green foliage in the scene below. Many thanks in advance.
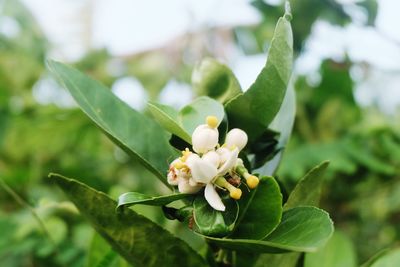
[0,0,399,266]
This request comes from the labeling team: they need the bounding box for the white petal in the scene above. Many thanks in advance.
[216,147,230,164]
[202,151,220,168]
[178,179,203,194]
[217,148,239,175]
[192,124,219,154]
[167,170,179,185]
[225,128,248,151]
[204,183,225,211]
[186,154,218,184]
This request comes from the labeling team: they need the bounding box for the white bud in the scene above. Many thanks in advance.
[202,151,220,168]
[225,128,248,151]
[178,178,203,194]
[192,124,219,154]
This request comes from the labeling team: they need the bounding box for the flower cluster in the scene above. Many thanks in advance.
[167,116,260,211]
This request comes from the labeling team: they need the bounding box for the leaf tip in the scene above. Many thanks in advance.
[284,1,292,21]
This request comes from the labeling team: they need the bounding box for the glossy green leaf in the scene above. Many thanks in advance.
[147,102,191,143]
[304,231,357,267]
[87,233,129,267]
[117,192,191,209]
[193,194,239,237]
[180,96,225,135]
[50,173,208,267]
[192,58,242,103]
[284,161,330,209]
[47,61,177,187]
[225,11,293,142]
[362,248,400,267]
[255,85,296,176]
[203,206,333,253]
[231,176,282,239]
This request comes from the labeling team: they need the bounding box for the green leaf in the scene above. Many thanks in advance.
[284,161,330,209]
[231,176,282,239]
[225,12,293,142]
[87,233,128,267]
[117,192,191,208]
[203,206,333,253]
[255,85,296,176]
[254,253,300,267]
[192,58,242,103]
[47,60,177,187]
[362,248,400,267]
[148,96,225,144]
[193,194,239,237]
[50,173,208,267]
[304,231,357,267]
[180,96,225,136]
[147,102,191,143]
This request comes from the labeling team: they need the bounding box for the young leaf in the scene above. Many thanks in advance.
[231,176,282,239]
[50,173,208,267]
[284,161,330,209]
[179,96,225,135]
[117,192,191,209]
[202,206,333,254]
[47,61,177,187]
[193,194,239,237]
[225,11,293,142]
[304,231,357,267]
[147,102,192,143]
[192,58,242,103]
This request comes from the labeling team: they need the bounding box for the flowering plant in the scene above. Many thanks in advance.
[47,4,334,267]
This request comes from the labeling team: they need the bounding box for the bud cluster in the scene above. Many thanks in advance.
[167,116,259,211]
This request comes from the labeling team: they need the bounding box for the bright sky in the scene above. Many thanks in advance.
[18,0,400,113]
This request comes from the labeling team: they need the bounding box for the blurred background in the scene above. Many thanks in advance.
[0,0,399,266]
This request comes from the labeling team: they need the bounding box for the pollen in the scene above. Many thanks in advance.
[230,188,242,200]
[246,175,259,189]
[174,161,185,169]
[206,115,218,128]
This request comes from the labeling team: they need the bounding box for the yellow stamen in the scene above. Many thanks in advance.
[174,161,185,169]
[245,175,259,189]
[215,177,242,200]
[229,188,242,200]
[206,116,218,128]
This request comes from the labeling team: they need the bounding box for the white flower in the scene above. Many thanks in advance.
[225,128,248,151]
[186,147,240,211]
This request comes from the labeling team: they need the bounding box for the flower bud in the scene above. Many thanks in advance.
[225,128,248,151]
[192,124,219,154]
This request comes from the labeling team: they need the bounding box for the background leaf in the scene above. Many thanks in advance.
[225,11,293,142]
[304,231,357,267]
[47,61,177,187]
[231,176,282,239]
[361,248,400,267]
[50,173,208,267]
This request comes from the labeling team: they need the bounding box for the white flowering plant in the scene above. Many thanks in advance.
[47,4,334,267]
